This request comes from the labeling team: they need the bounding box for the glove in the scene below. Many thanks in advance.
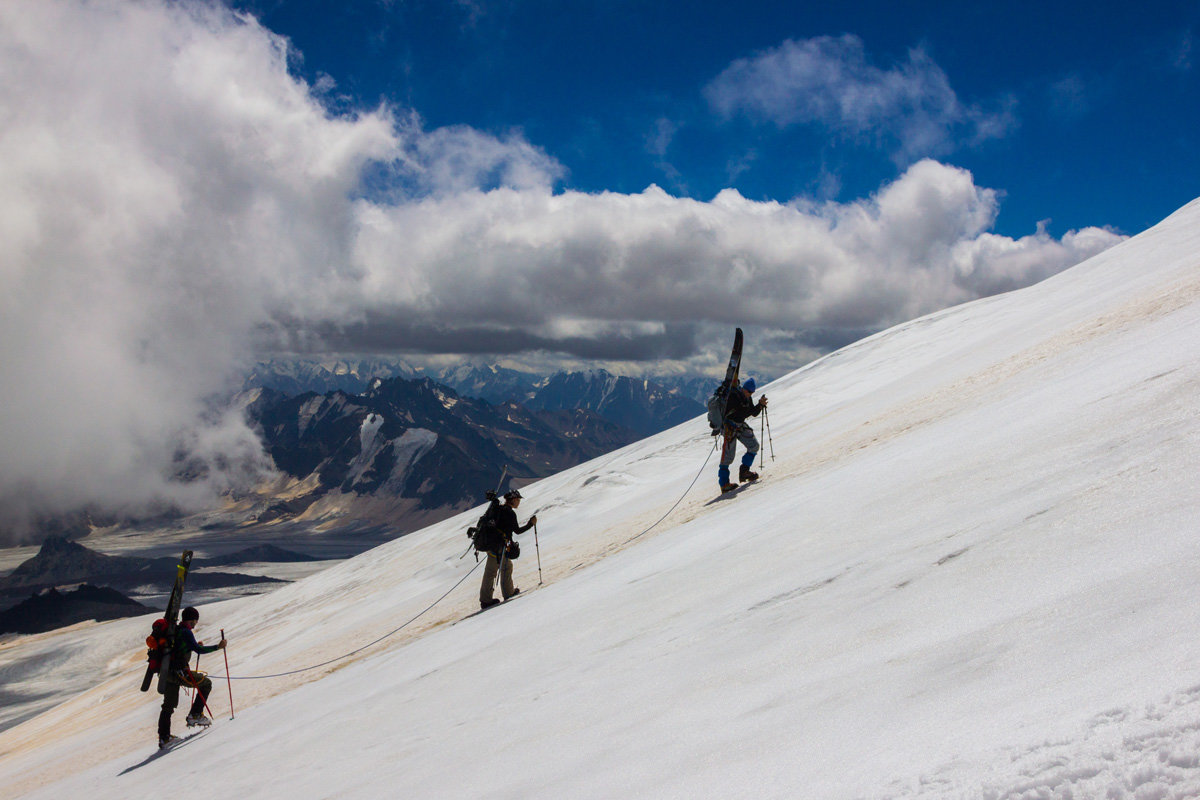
[759,395,768,408]
[485,490,497,501]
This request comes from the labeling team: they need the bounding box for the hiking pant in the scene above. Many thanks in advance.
[158,670,211,741]
[480,551,514,603]
[719,422,759,484]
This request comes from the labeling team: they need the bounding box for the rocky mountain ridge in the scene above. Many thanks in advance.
[244,376,640,526]
[0,537,282,611]
[246,359,712,428]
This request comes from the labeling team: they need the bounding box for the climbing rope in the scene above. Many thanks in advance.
[212,559,484,681]
[623,434,720,544]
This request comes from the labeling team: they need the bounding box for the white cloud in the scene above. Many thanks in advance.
[704,34,1016,162]
[392,118,565,195]
[645,117,678,158]
[351,160,1120,344]
[0,1,1123,537]
[0,0,552,535]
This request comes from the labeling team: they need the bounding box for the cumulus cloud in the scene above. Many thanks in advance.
[704,34,1017,162]
[0,1,1123,540]
[0,0,385,537]
[390,118,565,195]
[345,160,1120,352]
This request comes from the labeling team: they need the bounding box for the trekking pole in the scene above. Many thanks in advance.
[760,412,768,463]
[193,651,218,722]
[495,543,507,591]
[222,629,235,720]
[184,669,217,721]
[189,653,199,703]
[191,685,217,727]
[200,691,216,720]
[491,464,510,590]
[534,521,543,585]
[764,407,776,461]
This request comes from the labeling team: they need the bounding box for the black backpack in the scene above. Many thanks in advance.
[467,496,504,554]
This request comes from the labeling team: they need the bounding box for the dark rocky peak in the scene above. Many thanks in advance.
[5,537,131,587]
[0,583,150,635]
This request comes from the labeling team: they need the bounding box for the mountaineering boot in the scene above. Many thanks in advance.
[159,734,181,749]
[505,588,521,600]
[720,482,739,494]
[481,598,501,610]
[739,465,759,483]
[186,713,212,728]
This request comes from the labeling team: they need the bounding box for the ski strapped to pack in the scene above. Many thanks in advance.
[143,550,193,694]
[466,465,509,558]
[707,327,744,434]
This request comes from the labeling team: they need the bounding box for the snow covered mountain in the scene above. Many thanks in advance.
[244,357,417,396]
[2,199,1199,798]
[248,360,707,435]
[246,376,638,527]
[527,368,704,435]
[432,362,542,404]
[654,372,728,405]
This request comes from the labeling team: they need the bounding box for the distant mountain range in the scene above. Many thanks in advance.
[525,370,702,436]
[0,541,324,635]
[245,376,639,524]
[244,358,419,396]
[435,363,543,405]
[245,359,713,434]
[0,537,286,612]
[0,584,148,634]
[232,364,720,530]
[203,543,323,567]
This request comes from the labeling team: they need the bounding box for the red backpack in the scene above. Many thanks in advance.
[139,618,170,692]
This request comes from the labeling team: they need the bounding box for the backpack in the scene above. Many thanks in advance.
[467,498,504,555]
[707,382,732,432]
[139,618,171,692]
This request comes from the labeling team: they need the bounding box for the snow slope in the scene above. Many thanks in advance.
[2,198,1199,798]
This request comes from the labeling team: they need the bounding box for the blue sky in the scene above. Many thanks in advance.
[235,0,1199,239]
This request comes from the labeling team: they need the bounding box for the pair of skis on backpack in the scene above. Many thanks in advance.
[712,327,763,498]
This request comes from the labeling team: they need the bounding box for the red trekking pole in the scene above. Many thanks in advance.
[183,668,217,722]
[193,653,216,721]
[222,628,235,720]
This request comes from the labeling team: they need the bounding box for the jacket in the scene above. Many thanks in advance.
[723,388,764,425]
